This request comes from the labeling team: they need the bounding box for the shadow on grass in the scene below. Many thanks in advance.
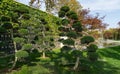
[98,45,120,60]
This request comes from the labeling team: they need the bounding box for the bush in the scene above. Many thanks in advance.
[16,50,29,60]
[62,38,75,45]
[71,50,83,57]
[18,29,28,35]
[87,44,98,52]
[0,27,7,33]
[61,46,72,53]
[40,57,51,62]
[11,65,51,74]
[61,19,70,26]
[14,37,25,43]
[56,20,61,25]
[58,26,65,31]
[22,44,33,50]
[87,52,98,61]
[70,14,78,20]
[11,65,30,74]
[8,12,19,22]
[60,6,70,12]
[66,11,76,18]
[22,14,31,20]
[81,36,95,44]
[13,23,19,29]
[59,32,66,36]
[30,65,51,74]
[66,31,77,38]
[2,22,13,29]
[72,21,82,32]
[58,11,66,18]
[14,6,29,14]
[1,16,10,22]
[40,18,47,25]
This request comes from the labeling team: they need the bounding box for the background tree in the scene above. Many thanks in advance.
[29,0,82,14]
[33,17,55,58]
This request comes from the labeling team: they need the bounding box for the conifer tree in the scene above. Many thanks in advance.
[58,6,98,70]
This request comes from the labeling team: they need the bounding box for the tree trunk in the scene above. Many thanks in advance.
[73,57,80,70]
[9,41,18,71]
[42,25,46,58]
[42,51,46,58]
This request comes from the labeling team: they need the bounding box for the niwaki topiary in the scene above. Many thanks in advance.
[66,31,77,38]
[1,16,11,22]
[58,11,66,18]
[87,44,98,52]
[87,52,98,61]
[81,36,95,44]
[62,38,75,45]
[61,19,70,26]
[2,22,13,29]
[60,6,70,12]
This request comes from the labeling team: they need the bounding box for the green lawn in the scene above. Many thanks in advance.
[0,46,120,74]
[96,45,120,74]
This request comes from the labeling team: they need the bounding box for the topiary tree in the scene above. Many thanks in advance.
[81,36,95,44]
[58,6,82,70]
[30,17,55,59]
[9,37,30,71]
[87,44,98,61]
[57,6,98,70]
[0,26,7,33]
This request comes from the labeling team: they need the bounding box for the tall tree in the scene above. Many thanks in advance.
[57,6,98,70]
[29,0,82,13]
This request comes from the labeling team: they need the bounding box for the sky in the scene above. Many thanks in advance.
[79,0,120,28]
[17,0,120,28]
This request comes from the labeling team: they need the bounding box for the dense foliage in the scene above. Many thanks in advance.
[57,6,98,70]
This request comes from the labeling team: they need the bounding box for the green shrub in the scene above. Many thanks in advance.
[56,20,61,25]
[72,21,82,32]
[8,12,19,21]
[22,44,33,50]
[30,65,51,74]
[22,14,31,20]
[1,16,10,22]
[81,36,95,44]
[87,52,98,61]
[58,11,66,18]
[66,31,77,38]
[59,32,66,36]
[40,18,48,25]
[87,44,98,52]
[11,65,30,74]
[60,6,70,12]
[66,11,76,18]
[62,39,75,45]
[70,14,78,20]
[61,19,70,26]
[14,37,25,43]
[58,38,64,42]
[61,46,72,53]
[18,29,28,35]
[13,23,19,29]
[13,6,29,14]
[16,50,29,59]
[2,22,13,29]
[58,26,65,31]
[71,50,83,57]
[0,27,7,33]
[40,57,51,62]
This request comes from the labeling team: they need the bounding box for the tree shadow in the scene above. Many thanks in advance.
[98,46,120,60]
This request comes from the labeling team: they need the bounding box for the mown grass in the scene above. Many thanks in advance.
[0,46,120,74]
[97,45,120,74]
